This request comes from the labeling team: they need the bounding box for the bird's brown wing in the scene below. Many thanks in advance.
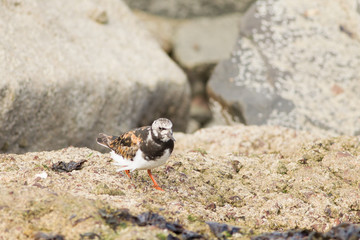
[96,133,117,148]
[109,126,149,160]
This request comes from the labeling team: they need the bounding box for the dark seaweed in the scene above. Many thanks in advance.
[99,208,204,239]
[167,234,180,240]
[34,232,65,240]
[182,230,205,240]
[252,223,360,240]
[51,159,87,172]
[79,232,102,239]
[206,221,240,239]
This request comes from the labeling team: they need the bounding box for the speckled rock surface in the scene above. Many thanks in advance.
[0,0,190,153]
[208,0,360,136]
[123,0,255,19]
[1,125,360,239]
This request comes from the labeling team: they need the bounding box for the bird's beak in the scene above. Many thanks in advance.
[168,131,176,142]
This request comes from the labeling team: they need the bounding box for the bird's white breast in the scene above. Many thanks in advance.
[111,149,171,172]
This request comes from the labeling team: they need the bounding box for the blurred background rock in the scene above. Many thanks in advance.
[1,0,360,153]
[131,0,255,133]
[0,0,190,153]
[123,0,254,18]
[208,0,360,136]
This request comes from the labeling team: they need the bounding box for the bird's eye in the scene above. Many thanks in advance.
[159,127,165,131]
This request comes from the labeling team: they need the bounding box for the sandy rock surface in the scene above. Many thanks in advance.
[1,125,360,239]
[0,0,190,154]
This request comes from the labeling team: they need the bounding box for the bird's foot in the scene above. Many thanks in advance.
[152,185,164,191]
[124,170,131,179]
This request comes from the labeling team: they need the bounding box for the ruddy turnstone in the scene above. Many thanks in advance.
[96,118,175,191]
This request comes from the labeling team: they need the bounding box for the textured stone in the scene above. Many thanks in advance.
[208,0,360,136]
[123,0,255,19]
[0,0,190,153]
[2,125,360,239]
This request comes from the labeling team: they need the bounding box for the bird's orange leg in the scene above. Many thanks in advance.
[147,169,164,191]
[124,170,131,179]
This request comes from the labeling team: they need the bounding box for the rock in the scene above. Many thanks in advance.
[208,0,360,136]
[0,0,190,153]
[174,14,242,71]
[133,11,183,53]
[1,125,360,239]
[189,96,212,126]
[186,119,201,133]
[174,14,242,96]
[173,14,242,128]
[123,0,255,19]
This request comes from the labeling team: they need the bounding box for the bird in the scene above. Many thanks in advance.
[96,118,175,191]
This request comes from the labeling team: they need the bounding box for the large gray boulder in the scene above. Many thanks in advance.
[0,0,190,153]
[208,0,360,135]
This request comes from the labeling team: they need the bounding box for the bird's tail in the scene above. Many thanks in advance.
[96,133,114,149]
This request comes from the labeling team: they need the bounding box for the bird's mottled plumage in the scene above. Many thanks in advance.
[96,118,175,191]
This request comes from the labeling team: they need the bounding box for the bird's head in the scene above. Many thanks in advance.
[151,118,175,142]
